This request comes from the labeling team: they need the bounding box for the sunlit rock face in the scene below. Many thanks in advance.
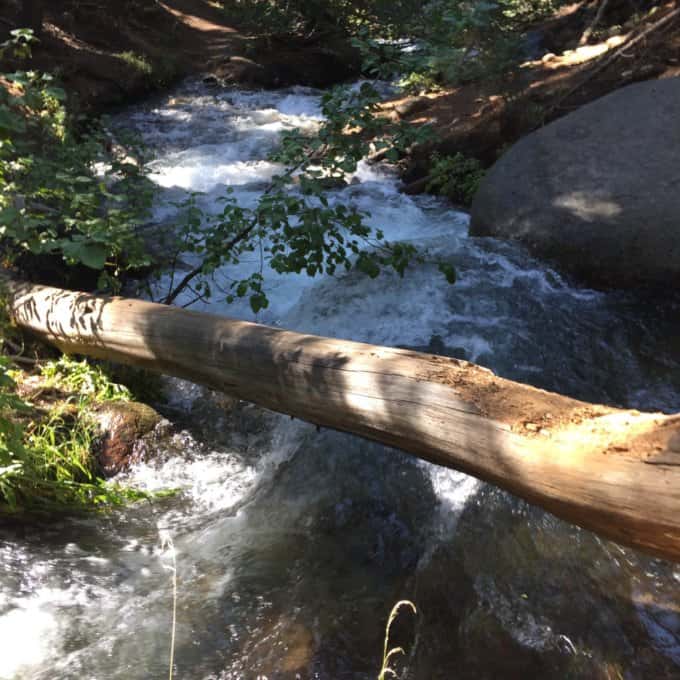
[470,77,680,290]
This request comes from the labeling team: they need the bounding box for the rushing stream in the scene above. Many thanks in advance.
[2,79,680,679]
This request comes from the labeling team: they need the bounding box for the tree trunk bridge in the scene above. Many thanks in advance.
[4,276,680,561]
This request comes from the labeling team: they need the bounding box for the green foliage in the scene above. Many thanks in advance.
[222,0,299,35]
[162,82,455,308]
[41,356,132,402]
[353,0,569,90]
[425,152,485,206]
[116,51,180,86]
[223,0,569,88]
[0,31,154,289]
[0,355,150,512]
[0,28,36,60]
[222,0,421,37]
[117,51,153,76]
[397,71,441,96]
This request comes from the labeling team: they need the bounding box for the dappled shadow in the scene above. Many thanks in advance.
[8,275,680,676]
[0,0,244,109]
[8,274,680,561]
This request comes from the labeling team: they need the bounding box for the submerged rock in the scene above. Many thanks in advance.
[202,74,220,87]
[470,78,680,289]
[92,401,162,477]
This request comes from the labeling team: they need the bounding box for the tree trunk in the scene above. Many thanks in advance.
[3,275,680,561]
[19,0,43,36]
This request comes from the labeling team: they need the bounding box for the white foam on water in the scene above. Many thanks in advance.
[0,603,59,679]
[127,448,258,514]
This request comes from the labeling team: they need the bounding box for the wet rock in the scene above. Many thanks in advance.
[470,78,680,289]
[217,56,270,87]
[443,486,680,678]
[92,401,162,477]
[402,176,428,195]
[459,605,548,678]
[278,621,315,674]
[202,74,220,87]
[290,175,348,191]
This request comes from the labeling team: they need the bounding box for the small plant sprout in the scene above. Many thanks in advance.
[160,531,178,680]
[378,599,417,680]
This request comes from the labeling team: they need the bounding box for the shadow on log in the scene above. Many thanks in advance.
[3,274,680,561]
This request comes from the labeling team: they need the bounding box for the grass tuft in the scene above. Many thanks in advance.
[117,50,154,76]
[0,354,152,512]
[378,600,417,680]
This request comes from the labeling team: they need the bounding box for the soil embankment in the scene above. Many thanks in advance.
[398,2,680,191]
[4,1,677,168]
[0,0,360,110]
[1,0,244,109]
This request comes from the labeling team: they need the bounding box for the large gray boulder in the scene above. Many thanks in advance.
[469,78,680,289]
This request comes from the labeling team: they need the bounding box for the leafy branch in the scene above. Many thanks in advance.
[160,82,454,312]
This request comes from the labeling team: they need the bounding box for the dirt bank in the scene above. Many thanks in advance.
[397,2,680,192]
[0,0,243,109]
[3,1,678,199]
[0,0,359,110]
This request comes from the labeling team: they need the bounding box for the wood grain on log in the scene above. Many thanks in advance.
[3,275,680,561]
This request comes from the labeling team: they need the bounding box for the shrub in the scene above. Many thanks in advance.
[426,152,485,207]
[117,50,153,77]
[1,31,154,290]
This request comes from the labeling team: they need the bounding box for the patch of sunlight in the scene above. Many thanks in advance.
[0,606,57,678]
[522,34,629,70]
[553,192,622,221]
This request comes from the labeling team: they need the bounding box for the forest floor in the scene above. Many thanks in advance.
[396,1,680,189]
[0,0,246,109]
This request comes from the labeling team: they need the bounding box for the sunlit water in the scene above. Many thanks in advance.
[2,79,680,679]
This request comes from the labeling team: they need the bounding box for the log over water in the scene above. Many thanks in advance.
[4,275,680,561]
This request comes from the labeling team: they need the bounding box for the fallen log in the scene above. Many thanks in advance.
[3,275,680,561]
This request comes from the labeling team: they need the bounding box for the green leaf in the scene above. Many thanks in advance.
[249,293,268,313]
[438,262,457,284]
[43,86,66,102]
[0,106,26,133]
[386,148,400,162]
[11,28,35,41]
[61,241,108,269]
[0,207,19,225]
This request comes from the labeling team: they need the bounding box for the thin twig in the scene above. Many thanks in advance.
[578,0,611,46]
[162,162,306,306]
[162,216,259,305]
[8,355,37,365]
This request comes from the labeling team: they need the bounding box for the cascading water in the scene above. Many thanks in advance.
[1,79,679,679]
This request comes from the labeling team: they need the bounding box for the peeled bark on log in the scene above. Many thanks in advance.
[3,275,680,561]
